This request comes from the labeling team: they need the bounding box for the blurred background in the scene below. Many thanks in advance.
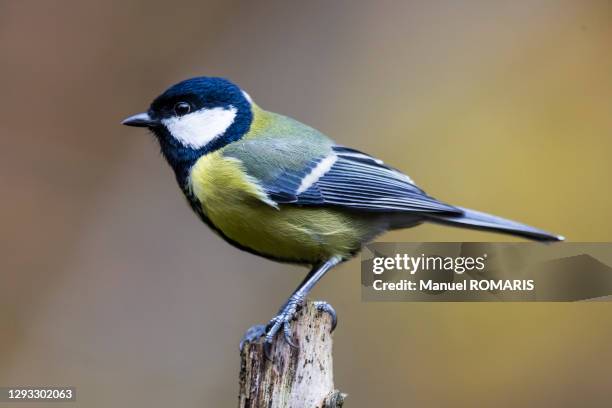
[1,0,611,407]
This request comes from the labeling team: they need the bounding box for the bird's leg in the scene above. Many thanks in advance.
[263,256,342,358]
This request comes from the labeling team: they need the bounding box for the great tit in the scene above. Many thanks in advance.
[123,77,563,351]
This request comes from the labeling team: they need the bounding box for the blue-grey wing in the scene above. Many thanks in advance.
[265,145,462,215]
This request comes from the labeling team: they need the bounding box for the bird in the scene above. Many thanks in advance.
[122,76,563,353]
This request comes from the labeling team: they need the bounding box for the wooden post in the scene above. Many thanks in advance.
[238,301,346,408]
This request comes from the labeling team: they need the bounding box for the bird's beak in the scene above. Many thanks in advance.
[121,112,159,128]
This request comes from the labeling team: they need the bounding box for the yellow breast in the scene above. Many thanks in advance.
[188,152,379,263]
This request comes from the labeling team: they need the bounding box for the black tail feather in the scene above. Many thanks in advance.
[427,207,564,242]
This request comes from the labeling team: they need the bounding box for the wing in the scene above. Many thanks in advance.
[224,138,460,214]
[270,146,460,213]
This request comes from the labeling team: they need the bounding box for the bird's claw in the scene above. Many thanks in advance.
[247,298,338,360]
[313,300,338,331]
[239,323,267,352]
[263,295,304,359]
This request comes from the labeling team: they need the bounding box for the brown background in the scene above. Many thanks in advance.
[1,1,611,407]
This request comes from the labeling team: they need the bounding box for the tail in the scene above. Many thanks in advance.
[427,207,564,242]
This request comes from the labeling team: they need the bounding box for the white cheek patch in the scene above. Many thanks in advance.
[162,106,238,149]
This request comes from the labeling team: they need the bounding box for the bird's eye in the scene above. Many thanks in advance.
[174,102,191,116]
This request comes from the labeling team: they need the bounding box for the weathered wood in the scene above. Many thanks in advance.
[238,301,346,408]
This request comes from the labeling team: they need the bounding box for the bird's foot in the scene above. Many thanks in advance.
[262,297,338,359]
[240,298,339,359]
[263,294,304,358]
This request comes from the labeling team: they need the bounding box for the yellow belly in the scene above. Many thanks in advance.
[188,152,383,263]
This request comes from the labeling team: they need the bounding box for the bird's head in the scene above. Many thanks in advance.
[122,77,253,172]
